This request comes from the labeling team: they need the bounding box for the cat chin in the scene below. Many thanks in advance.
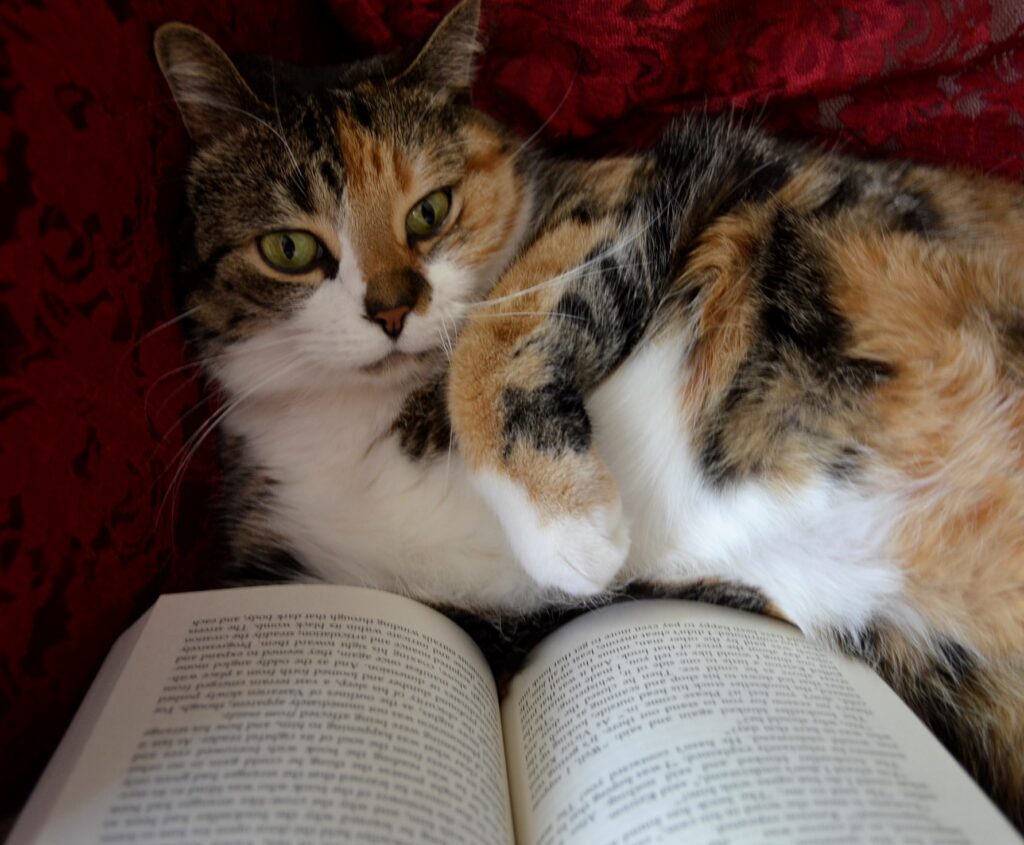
[215,347,443,401]
[359,348,431,375]
[354,348,443,385]
[277,354,441,394]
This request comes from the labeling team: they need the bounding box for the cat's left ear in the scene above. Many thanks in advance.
[154,23,268,145]
[397,0,481,92]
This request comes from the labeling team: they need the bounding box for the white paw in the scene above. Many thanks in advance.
[519,502,631,595]
[474,471,630,596]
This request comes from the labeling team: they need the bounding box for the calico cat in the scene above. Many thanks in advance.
[155,0,1024,825]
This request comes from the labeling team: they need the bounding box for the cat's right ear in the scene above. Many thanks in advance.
[154,23,267,145]
[396,0,482,93]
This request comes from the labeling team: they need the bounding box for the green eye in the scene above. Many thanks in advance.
[258,231,322,273]
[406,190,451,238]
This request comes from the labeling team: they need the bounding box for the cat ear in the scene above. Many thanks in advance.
[397,0,482,92]
[154,23,268,145]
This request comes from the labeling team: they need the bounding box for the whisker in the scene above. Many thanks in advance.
[435,325,450,363]
[116,307,200,373]
[133,306,199,348]
[158,358,303,530]
[148,334,308,424]
[508,59,580,164]
[469,235,663,311]
[445,421,456,484]
[471,310,590,323]
[144,360,207,419]
[270,62,310,201]
[436,310,459,487]
[146,336,307,425]
[439,311,455,362]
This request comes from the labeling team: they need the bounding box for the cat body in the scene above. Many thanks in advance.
[156,1,1024,824]
[222,302,901,634]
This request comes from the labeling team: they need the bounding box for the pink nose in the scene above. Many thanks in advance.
[370,305,411,339]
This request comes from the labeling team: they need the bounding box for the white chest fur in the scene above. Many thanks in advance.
[224,386,549,611]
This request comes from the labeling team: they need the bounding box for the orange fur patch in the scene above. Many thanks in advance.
[829,230,1024,657]
[450,213,622,515]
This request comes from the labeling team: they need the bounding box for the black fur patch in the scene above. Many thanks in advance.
[346,91,375,129]
[498,227,662,460]
[599,250,655,366]
[392,375,452,460]
[441,579,771,677]
[756,212,893,391]
[1000,316,1024,380]
[552,292,601,343]
[698,426,738,486]
[319,159,340,193]
[560,240,660,380]
[815,173,863,218]
[699,210,892,485]
[827,444,863,479]
[735,153,792,204]
[567,202,596,225]
[231,547,316,584]
[636,579,772,615]
[288,169,317,215]
[190,243,232,285]
[300,105,323,155]
[889,189,941,235]
[758,210,847,358]
[936,638,978,687]
[502,375,591,458]
[443,601,599,677]
[648,118,799,276]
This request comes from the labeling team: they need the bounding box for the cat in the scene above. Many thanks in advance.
[155,0,1024,825]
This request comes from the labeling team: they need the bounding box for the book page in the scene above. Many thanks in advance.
[10,585,514,845]
[6,611,150,845]
[502,600,1020,845]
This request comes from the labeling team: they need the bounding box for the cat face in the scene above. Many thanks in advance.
[157,0,531,394]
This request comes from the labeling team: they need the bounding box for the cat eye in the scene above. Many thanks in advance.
[406,189,451,239]
[258,231,324,274]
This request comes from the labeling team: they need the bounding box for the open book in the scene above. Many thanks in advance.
[9,585,1020,844]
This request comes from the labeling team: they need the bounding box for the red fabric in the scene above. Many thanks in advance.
[333,0,1024,171]
[0,0,344,805]
[2,0,1023,807]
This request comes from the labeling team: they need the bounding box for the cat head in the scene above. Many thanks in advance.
[156,0,533,395]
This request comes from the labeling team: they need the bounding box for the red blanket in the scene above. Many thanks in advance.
[1,0,1022,805]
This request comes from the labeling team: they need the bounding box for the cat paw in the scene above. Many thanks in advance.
[527,502,631,595]
[475,471,630,596]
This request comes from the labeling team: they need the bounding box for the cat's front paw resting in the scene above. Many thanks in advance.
[475,471,630,596]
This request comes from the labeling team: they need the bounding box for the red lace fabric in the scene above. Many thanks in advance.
[1,0,1022,806]
[334,0,1024,172]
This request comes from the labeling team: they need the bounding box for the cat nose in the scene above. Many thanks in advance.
[364,268,427,339]
[368,305,411,339]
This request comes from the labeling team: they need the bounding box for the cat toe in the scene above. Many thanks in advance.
[538,502,631,596]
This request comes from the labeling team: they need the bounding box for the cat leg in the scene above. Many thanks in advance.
[450,219,661,595]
